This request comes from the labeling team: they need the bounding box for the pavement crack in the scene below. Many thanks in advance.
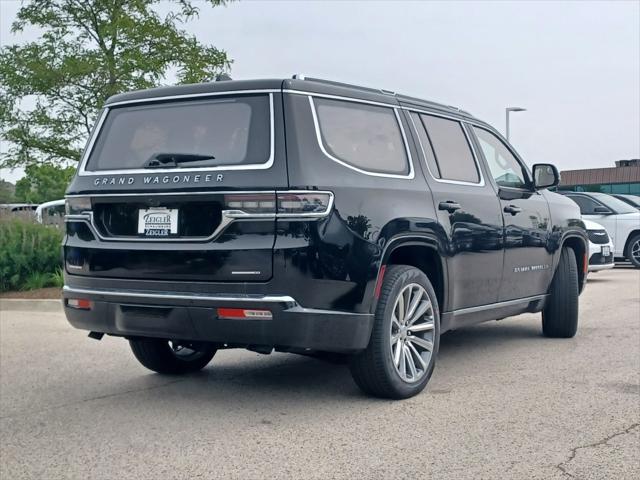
[0,378,188,420]
[555,422,640,478]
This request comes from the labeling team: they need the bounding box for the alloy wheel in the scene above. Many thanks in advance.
[389,283,435,383]
[169,341,205,361]
[632,239,640,264]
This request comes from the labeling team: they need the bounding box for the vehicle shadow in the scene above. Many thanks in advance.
[138,319,545,403]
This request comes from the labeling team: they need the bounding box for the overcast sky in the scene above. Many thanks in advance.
[1,0,639,183]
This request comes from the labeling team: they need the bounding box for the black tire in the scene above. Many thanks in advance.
[129,338,216,374]
[626,233,640,268]
[350,265,440,399]
[542,247,579,338]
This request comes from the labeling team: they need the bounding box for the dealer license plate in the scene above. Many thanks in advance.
[137,208,178,237]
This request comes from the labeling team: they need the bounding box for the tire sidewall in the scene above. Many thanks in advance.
[627,234,640,268]
[377,267,441,397]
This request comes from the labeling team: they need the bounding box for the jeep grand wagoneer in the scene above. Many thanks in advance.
[63,76,587,399]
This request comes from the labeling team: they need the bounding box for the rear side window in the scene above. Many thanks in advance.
[313,97,409,175]
[566,195,603,215]
[86,94,271,171]
[420,115,480,183]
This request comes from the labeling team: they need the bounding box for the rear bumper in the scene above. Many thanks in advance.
[62,286,374,353]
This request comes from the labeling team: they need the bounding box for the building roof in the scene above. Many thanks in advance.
[560,166,640,186]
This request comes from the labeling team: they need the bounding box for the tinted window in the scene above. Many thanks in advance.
[590,193,638,214]
[409,112,441,178]
[420,115,479,183]
[566,195,603,214]
[86,95,270,171]
[473,127,527,188]
[314,98,409,175]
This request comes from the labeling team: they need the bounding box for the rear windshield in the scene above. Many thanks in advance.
[85,94,271,171]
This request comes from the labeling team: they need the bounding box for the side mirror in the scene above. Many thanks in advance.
[593,206,612,215]
[532,163,560,189]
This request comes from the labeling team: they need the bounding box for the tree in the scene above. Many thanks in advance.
[14,164,77,203]
[0,180,16,203]
[0,0,231,169]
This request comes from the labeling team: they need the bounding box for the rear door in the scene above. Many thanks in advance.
[407,110,504,310]
[66,89,287,283]
[470,126,554,301]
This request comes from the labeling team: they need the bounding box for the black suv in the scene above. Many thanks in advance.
[63,77,587,399]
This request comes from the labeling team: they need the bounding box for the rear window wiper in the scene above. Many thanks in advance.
[144,153,216,168]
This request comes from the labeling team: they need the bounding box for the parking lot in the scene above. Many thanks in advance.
[0,267,638,479]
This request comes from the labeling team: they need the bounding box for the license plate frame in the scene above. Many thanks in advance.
[137,208,179,237]
[601,245,610,257]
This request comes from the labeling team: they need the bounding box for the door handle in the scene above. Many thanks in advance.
[504,204,522,215]
[438,201,462,213]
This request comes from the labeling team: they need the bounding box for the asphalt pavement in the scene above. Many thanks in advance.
[1,268,639,479]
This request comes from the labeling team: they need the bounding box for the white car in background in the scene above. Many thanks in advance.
[35,199,66,225]
[562,192,640,268]
[583,219,615,272]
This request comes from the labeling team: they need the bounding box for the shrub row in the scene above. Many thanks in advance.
[0,217,64,292]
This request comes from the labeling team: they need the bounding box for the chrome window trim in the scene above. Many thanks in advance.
[77,92,276,176]
[106,88,281,107]
[308,96,415,180]
[64,190,334,242]
[407,112,485,187]
[285,89,399,108]
[470,124,533,186]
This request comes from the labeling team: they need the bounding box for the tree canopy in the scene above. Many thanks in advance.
[14,164,76,203]
[0,0,231,169]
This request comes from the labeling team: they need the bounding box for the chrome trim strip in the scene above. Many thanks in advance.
[77,93,276,176]
[64,190,334,242]
[66,190,277,198]
[63,286,297,305]
[452,295,547,316]
[401,105,474,124]
[62,286,371,316]
[285,89,399,108]
[407,111,485,187]
[308,96,415,180]
[106,88,281,107]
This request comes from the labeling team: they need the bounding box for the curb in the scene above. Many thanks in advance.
[0,299,63,313]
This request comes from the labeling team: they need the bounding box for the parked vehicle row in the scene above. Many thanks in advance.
[560,191,640,268]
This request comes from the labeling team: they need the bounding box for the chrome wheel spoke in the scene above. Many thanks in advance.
[405,345,417,378]
[393,339,403,366]
[408,335,433,352]
[396,294,405,324]
[405,286,422,320]
[407,341,426,368]
[408,321,435,332]
[407,299,432,327]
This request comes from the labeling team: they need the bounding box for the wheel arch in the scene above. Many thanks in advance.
[372,236,448,314]
[560,234,588,292]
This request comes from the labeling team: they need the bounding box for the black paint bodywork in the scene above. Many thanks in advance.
[62,78,587,352]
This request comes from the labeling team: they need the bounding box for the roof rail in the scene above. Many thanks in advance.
[290,75,396,96]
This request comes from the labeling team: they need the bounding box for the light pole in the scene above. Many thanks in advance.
[505,107,526,141]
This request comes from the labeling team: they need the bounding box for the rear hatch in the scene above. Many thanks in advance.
[65,88,287,283]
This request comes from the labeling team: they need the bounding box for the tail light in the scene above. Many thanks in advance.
[217,308,272,320]
[277,191,333,217]
[65,197,92,215]
[223,191,333,218]
[67,298,92,310]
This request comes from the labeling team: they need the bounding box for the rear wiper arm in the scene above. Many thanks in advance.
[144,153,216,168]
